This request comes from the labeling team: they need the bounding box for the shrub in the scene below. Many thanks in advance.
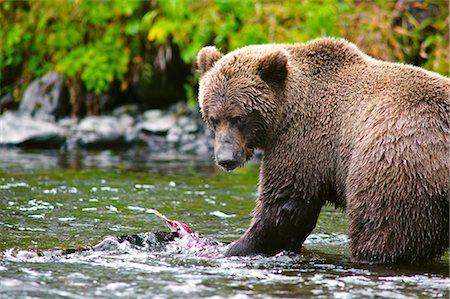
[148,0,448,73]
[1,0,447,115]
[1,0,147,114]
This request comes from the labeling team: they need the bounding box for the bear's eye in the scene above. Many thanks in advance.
[231,116,244,126]
[209,117,218,129]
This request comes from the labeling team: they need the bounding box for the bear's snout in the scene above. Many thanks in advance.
[214,127,246,171]
[216,142,241,171]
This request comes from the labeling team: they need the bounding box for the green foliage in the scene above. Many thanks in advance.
[342,0,449,75]
[1,0,448,113]
[1,0,145,97]
[57,27,130,94]
[149,0,448,73]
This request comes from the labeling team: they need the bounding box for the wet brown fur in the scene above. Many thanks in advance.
[197,38,450,264]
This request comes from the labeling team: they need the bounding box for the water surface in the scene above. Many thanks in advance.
[0,148,448,298]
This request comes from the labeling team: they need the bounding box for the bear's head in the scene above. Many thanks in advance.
[196,45,289,171]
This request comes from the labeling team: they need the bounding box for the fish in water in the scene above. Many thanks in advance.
[146,209,222,257]
[2,210,223,260]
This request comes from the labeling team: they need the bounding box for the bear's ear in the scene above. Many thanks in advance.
[258,50,288,86]
[196,46,223,77]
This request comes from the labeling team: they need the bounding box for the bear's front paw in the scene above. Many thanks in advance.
[224,238,267,257]
[224,241,250,257]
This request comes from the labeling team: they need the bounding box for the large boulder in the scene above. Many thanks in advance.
[0,112,66,148]
[69,115,134,148]
[19,72,70,121]
[137,109,176,135]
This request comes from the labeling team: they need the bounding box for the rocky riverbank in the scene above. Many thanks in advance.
[0,103,213,155]
[0,72,214,155]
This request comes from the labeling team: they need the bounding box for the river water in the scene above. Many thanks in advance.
[0,148,448,298]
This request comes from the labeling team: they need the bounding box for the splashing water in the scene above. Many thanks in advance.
[145,208,225,257]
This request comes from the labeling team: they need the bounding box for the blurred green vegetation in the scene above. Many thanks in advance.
[1,0,448,115]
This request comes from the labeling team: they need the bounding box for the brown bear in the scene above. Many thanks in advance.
[196,38,449,264]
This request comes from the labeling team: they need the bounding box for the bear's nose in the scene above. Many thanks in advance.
[216,143,239,171]
[218,158,239,171]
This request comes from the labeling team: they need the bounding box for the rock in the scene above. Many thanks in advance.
[165,107,214,155]
[138,134,168,151]
[0,98,216,153]
[57,117,78,129]
[138,112,176,135]
[0,111,66,148]
[112,104,140,117]
[143,109,163,121]
[177,116,199,133]
[0,92,16,112]
[124,127,139,144]
[117,113,134,129]
[167,112,201,145]
[19,72,70,121]
[71,116,129,148]
[119,114,138,143]
[179,137,212,155]
[166,126,183,144]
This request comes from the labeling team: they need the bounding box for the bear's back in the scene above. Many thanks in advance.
[293,38,450,105]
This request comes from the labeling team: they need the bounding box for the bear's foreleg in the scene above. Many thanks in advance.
[225,196,324,256]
